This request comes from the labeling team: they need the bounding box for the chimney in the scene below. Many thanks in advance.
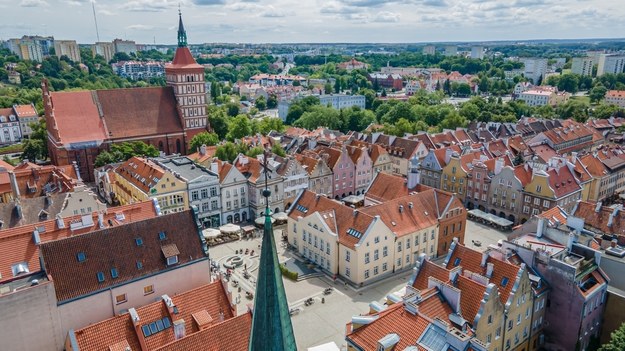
[572,152,578,163]
[129,308,149,351]
[210,161,219,174]
[173,319,186,340]
[98,212,105,229]
[200,144,207,156]
[536,217,545,238]
[486,262,494,278]
[408,202,413,209]
[481,251,488,267]
[9,171,19,198]
[611,239,618,248]
[494,157,504,175]
[567,232,576,252]
[399,205,404,213]
[444,148,453,164]
[595,202,602,213]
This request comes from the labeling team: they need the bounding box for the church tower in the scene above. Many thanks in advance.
[165,11,209,141]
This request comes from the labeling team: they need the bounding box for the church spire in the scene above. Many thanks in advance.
[177,8,187,48]
[248,152,297,351]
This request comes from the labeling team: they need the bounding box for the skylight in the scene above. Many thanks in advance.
[296,204,308,213]
[453,257,461,267]
[501,277,509,287]
[159,231,167,240]
[136,237,143,246]
[111,268,119,279]
[77,252,86,262]
[96,272,105,283]
[347,228,363,239]
[136,261,143,270]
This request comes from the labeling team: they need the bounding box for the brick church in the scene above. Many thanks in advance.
[43,12,209,181]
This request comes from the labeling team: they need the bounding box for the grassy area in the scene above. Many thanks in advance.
[571,95,591,105]
[0,143,23,155]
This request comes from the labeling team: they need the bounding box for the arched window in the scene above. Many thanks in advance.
[227,215,233,223]
[234,213,240,223]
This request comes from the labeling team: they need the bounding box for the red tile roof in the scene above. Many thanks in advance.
[116,157,165,194]
[572,201,625,240]
[166,47,204,69]
[457,275,487,325]
[289,190,376,249]
[360,189,441,237]
[0,201,158,284]
[547,166,581,198]
[513,164,532,186]
[12,104,38,118]
[40,210,205,302]
[537,206,568,227]
[95,87,185,139]
[346,302,430,351]
[364,172,410,204]
[73,281,238,351]
[578,154,608,178]
[412,259,450,290]
[49,91,109,144]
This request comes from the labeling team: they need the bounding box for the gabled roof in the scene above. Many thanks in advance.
[433,145,462,168]
[445,244,521,307]
[364,172,410,203]
[346,302,430,351]
[389,137,420,160]
[0,201,158,285]
[12,104,38,118]
[40,210,205,302]
[166,47,203,69]
[456,275,487,325]
[116,157,165,193]
[360,189,440,237]
[571,201,625,239]
[513,164,532,186]
[48,91,109,144]
[547,166,581,198]
[412,259,450,290]
[289,190,377,249]
[537,206,568,227]
[95,87,184,139]
[72,281,238,351]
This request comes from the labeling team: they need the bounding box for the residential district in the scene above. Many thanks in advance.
[3,12,625,351]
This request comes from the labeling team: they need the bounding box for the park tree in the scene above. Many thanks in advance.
[255,95,267,110]
[557,73,580,94]
[589,85,608,104]
[21,119,48,161]
[593,104,622,119]
[227,114,252,140]
[267,94,278,109]
[208,108,230,139]
[189,132,219,152]
[215,142,239,162]
[225,102,240,117]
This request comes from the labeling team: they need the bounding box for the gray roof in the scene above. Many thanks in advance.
[0,193,67,229]
[154,156,219,183]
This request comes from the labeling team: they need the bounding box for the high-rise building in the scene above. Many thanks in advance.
[471,46,484,59]
[571,57,595,77]
[112,38,137,55]
[91,41,114,62]
[444,45,457,56]
[423,44,435,55]
[5,36,53,61]
[165,12,209,140]
[597,54,625,76]
[54,40,81,62]
[18,39,44,62]
[520,57,548,84]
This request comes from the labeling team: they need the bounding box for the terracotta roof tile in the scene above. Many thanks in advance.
[579,154,609,177]
[457,275,486,324]
[547,166,581,198]
[73,281,236,351]
[95,87,185,139]
[289,190,375,249]
[365,172,410,204]
[412,259,450,290]
[12,104,38,117]
[49,91,109,144]
[40,210,206,302]
[166,47,204,69]
[116,157,165,194]
[572,201,625,240]
[346,303,430,351]
[513,164,532,186]
[0,201,158,284]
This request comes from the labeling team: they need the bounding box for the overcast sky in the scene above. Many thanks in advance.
[1,0,623,45]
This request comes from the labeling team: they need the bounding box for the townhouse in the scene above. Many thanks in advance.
[346,145,374,195]
[295,153,333,198]
[487,164,532,224]
[154,155,221,228]
[419,145,461,189]
[315,145,355,200]
[465,157,512,213]
[275,155,309,210]
[213,159,250,224]
[528,124,594,156]
[233,153,284,219]
[110,157,188,215]
[440,151,489,203]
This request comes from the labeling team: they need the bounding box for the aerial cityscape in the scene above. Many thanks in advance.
[2,1,625,350]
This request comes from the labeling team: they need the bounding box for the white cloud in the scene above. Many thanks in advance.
[373,11,400,23]
[126,24,155,30]
[20,0,48,7]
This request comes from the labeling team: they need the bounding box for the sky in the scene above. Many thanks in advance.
[1,0,624,45]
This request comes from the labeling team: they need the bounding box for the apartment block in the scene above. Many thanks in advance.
[571,57,595,77]
[53,40,81,63]
[597,54,625,76]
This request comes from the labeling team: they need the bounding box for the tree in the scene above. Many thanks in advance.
[209,108,229,139]
[460,102,480,121]
[600,322,625,351]
[215,142,239,162]
[267,94,278,109]
[225,102,240,117]
[513,153,524,166]
[190,132,219,152]
[257,117,285,135]
[110,141,159,160]
[271,143,286,157]
[557,73,579,94]
[440,111,468,130]
[593,104,622,119]
[21,119,48,161]
[255,95,267,110]
[227,114,252,140]
[589,85,608,104]
[557,99,589,123]
[294,106,341,130]
[94,151,120,168]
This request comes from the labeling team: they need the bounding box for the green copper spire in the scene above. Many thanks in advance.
[177,9,187,47]
[248,152,297,351]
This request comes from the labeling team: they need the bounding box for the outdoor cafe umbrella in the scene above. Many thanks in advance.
[219,223,241,234]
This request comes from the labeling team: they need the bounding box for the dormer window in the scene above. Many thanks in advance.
[11,262,29,276]
[162,243,180,266]
[167,256,179,266]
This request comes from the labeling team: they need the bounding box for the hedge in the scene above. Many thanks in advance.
[279,264,298,281]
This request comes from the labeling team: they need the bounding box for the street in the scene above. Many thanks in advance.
[208,220,510,350]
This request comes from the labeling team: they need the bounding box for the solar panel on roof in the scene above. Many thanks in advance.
[149,322,158,334]
[142,325,151,337]
[296,205,308,213]
[156,320,164,332]
[347,228,363,238]
[163,317,171,328]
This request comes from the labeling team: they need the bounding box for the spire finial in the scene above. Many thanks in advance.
[177,7,187,48]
